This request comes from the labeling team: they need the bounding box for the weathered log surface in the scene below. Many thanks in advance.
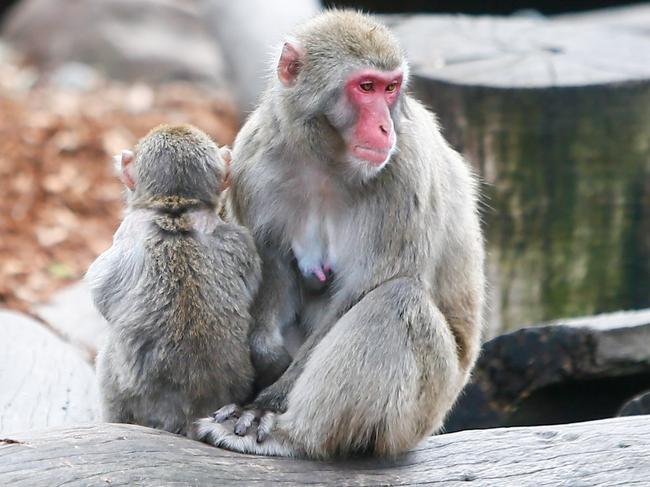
[32,281,107,362]
[1,417,648,486]
[446,309,650,432]
[0,310,99,435]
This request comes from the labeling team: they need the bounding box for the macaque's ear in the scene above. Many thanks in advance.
[115,149,136,190]
[219,146,232,191]
[277,41,305,87]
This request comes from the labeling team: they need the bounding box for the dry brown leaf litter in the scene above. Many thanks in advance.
[0,58,239,311]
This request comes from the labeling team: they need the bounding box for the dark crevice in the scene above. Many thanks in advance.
[505,373,650,427]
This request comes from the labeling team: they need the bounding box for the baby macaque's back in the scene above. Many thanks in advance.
[87,124,261,436]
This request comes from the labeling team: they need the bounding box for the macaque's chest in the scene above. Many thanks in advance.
[286,169,346,288]
[291,209,338,287]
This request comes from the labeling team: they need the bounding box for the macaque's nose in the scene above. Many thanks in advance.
[363,120,393,152]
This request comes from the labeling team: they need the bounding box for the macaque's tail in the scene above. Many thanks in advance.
[194,418,297,457]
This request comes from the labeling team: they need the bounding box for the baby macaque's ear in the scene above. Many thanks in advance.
[113,150,136,190]
[218,146,232,191]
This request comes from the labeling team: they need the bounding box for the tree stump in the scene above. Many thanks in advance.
[555,4,650,36]
[1,417,649,486]
[386,14,650,335]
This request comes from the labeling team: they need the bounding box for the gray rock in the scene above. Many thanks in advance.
[32,281,107,362]
[1,0,228,88]
[446,309,650,432]
[0,310,99,435]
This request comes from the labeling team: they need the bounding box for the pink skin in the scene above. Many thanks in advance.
[307,261,332,283]
[345,69,403,165]
[314,267,327,282]
[119,150,136,190]
[277,42,402,166]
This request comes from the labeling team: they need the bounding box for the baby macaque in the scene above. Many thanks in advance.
[87,124,261,436]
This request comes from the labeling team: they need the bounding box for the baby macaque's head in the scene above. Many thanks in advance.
[115,124,231,209]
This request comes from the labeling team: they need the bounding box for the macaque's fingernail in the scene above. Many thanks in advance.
[234,424,247,436]
[315,269,327,282]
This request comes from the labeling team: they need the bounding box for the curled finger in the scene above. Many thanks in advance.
[257,411,276,443]
[212,403,241,423]
[234,409,259,436]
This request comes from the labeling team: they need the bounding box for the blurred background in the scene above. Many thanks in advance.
[0,0,649,435]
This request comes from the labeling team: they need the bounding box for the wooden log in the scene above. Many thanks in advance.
[31,281,107,362]
[445,309,650,432]
[385,14,650,336]
[0,310,99,435]
[1,417,649,486]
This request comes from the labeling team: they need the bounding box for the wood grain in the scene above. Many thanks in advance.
[1,416,649,486]
[0,310,99,435]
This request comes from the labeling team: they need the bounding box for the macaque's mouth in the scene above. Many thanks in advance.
[351,145,391,165]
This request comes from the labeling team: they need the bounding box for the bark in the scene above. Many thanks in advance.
[1,417,649,486]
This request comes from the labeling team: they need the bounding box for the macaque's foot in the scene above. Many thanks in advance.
[211,403,241,423]
[194,416,293,456]
[211,403,277,442]
[233,409,278,442]
[256,411,277,443]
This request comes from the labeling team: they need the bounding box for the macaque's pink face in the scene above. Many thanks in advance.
[277,41,404,179]
[344,68,403,167]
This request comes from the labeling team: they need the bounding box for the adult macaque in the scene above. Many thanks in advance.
[196,10,485,458]
[88,124,261,436]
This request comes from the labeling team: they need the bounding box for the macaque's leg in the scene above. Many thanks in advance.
[198,277,464,458]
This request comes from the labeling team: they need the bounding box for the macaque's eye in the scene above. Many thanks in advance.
[386,82,398,92]
[359,81,374,92]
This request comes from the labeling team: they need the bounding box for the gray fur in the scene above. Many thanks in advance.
[88,125,261,436]
[197,10,485,458]
[129,124,226,209]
